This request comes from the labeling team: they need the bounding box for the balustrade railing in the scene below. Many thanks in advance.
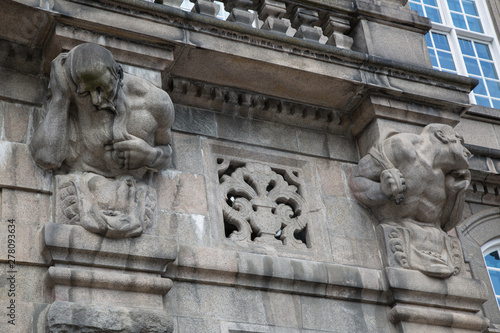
[151,0,354,49]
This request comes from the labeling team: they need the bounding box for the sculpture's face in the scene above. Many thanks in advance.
[446,131,471,167]
[76,69,120,112]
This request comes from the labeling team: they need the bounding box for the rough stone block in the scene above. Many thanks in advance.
[1,101,31,143]
[171,132,204,174]
[172,105,217,137]
[300,296,397,332]
[330,235,383,270]
[0,222,48,264]
[326,132,358,162]
[2,189,50,224]
[0,141,52,192]
[155,170,208,215]
[455,118,500,149]
[46,301,173,333]
[216,113,299,152]
[156,212,211,246]
[315,158,346,197]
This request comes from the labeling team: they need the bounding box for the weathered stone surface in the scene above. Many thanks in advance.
[0,142,52,192]
[2,189,50,224]
[43,223,177,272]
[1,101,31,143]
[46,301,173,333]
[155,170,208,215]
[350,124,471,277]
[30,43,175,238]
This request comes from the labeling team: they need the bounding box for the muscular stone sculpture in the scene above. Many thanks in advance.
[30,43,174,238]
[349,124,471,277]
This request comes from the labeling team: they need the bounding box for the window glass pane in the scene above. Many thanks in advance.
[425,33,433,47]
[433,33,451,51]
[488,269,500,295]
[447,0,462,12]
[427,7,442,23]
[486,80,500,98]
[438,51,456,70]
[464,57,481,75]
[481,61,498,79]
[459,39,475,56]
[429,50,439,67]
[451,13,467,29]
[462,0,478,15]
[471,76,488,95]
[476,43,492,60]
[467,16,483,33]
[484,251,500,268]
[475,95,492,107]
[492,99,500,109]
[410,3,425,16]
[423,0,437,6]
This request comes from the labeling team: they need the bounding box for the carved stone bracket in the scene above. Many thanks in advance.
[218,160,309,248]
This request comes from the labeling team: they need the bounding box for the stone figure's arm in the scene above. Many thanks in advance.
[29,54,72,170]
[111,87,174,171]
[349,139,408,205]
[148,89,174,172]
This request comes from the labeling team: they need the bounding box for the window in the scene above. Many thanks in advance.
[483,239,500,309]
[410,0,500,108]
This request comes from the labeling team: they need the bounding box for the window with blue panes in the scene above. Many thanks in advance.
[482,241,500,309]
[411,0,500,108]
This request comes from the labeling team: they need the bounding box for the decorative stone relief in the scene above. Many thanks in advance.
[349,124,471,278]
[29,43,174,238]
[218,160,309,248]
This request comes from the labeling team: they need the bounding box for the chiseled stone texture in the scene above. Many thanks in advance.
[46,301,173,333]
[155,170,208,215]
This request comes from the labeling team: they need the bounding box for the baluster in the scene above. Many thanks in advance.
[190,0,220,17]
[223,0,255,25]
[322,15,353,49]
[257,0,289,34]
[289,7,322,42]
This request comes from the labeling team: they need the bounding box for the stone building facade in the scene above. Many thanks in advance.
[2,0,500,332]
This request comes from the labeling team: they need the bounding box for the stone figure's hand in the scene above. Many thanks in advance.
[446,169,471,192]
[380,168,406,204]
[108,136,157,170]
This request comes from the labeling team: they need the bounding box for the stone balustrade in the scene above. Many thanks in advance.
[163,0,356,49]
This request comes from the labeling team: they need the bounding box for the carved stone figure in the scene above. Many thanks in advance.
[349,124,471,277]
[30,43,174,238]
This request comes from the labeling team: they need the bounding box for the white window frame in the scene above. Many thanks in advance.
[413,0,500,106]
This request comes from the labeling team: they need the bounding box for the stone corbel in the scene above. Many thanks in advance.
[289,6,322,42]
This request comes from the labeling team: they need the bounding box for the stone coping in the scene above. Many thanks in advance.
[42,223,177,273]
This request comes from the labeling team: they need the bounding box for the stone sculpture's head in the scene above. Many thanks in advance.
[422,123,472,169]
[67,43,123,112]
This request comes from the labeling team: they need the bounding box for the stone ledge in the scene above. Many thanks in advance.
[388,304,489,331]
[385,267,489,312]
[42,223,177,273]
[165,245,389,303]
[47,266,173,294]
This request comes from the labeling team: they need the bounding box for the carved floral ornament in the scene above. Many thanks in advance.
[217,159,309,249]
